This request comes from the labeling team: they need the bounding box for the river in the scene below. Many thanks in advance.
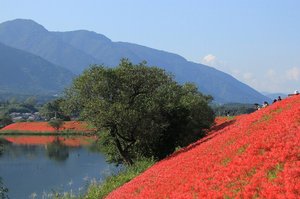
[0,136,119,198]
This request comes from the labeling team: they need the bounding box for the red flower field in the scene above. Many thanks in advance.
[0,121,94,132]
[107,95,300,198]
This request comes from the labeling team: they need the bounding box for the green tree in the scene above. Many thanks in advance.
[40,98,70,121]
[0,115,12,129]
[64,59,214,165]
[212,103,256,116]
[24,96,37,107]
[48,118,64,131]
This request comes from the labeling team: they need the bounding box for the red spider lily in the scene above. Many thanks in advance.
[0,121,94,132]
[107,95,300,199]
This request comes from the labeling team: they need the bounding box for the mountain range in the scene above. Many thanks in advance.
[0,19,270,103]
[0,42,74,95]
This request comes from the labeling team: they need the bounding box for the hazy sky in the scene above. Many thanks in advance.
[1,0,300,93]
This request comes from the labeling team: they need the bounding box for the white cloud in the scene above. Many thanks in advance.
[200,56,299,93]
[238,67,300,93]
[285,67,300,81]
[202,54,216,65]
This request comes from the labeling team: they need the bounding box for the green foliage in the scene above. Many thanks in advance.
[0,177,9,199]
[0,97,39,121]
[85,158,155,199]
[2,102,37,115]
[0,115,12,129]
[64,59,215,165]
[24,97,37,107]
[40,98,70,121]
[48,119,64,131]
[267,163,284,181]
[212,103,256,116]
[0,144,3,157]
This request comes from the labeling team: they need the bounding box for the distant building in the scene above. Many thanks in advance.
[9,112,45,122]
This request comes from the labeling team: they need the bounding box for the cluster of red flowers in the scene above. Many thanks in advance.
[107,95,300,199]
[4,136,95,147]
[0,121,93,132]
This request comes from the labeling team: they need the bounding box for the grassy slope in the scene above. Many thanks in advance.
[107,95,300,198]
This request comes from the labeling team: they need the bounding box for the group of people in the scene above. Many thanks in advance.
[255,96,282,110]
[272,96,282,104]
[287,90,299,97]
[254,89,299,111]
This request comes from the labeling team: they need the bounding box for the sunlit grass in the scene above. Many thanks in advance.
[84,158,155,199]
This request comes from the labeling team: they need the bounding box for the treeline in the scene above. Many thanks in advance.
[0,97,39,128]
[0,96,69,128]
[0,97,38,114]
[211,103,256,116]
[0,92,57,104]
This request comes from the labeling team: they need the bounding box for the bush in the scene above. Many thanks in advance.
[48,118,64,131]
[0,115,12,129]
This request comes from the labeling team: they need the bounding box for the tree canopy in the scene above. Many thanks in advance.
[48,118,64,131]
[64,59,215,165]
[40,98,70,121]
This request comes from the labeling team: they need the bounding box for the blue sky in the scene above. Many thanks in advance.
[1,0,300,93]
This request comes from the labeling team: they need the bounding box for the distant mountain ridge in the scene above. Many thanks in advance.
[262,92,288,100]
[0,19,100,74]
[0,42,74,95]
[0,19,270,103]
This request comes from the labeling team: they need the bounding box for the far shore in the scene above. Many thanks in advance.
[0,130,94,136]
[0,121,96,135]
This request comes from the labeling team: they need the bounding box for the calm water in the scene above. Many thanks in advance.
[0,136,119,198]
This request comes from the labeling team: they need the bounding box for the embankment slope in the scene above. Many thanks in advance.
[107,95,300,198]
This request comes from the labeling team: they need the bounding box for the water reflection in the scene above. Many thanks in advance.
[0,135,119,198]
[46,138,69,162]
[0,138,11,157]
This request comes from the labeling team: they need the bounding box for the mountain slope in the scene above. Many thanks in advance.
[52,31,271,104]
[0,19,100,74]
[0,42,74,94]
[107,95,300,198]
[0,19,269,103]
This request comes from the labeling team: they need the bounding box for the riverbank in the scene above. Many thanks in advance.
[0,121,95,135]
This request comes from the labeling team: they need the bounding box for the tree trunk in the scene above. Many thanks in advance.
[110,127,134,165]
[113,137,133,165]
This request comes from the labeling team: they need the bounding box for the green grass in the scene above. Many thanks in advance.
[84,158,155,199]
[267,163,284,181]
[226,116,236,120]
[221,157,232,166]
[237,144,249,155]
